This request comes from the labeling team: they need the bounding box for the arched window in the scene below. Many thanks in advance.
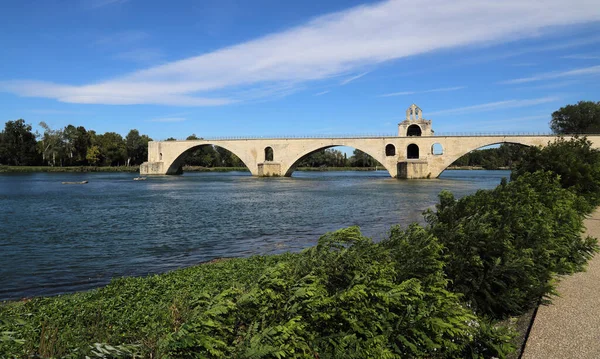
[431,143,443,155]
[265,146,274,161]
[385,144,396,156]
[407,144,419,159]
[407,124,422,136]
[159,152,163,161]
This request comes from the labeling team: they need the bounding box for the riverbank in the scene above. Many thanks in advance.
[0,165,140,173]
[0,165,386,173]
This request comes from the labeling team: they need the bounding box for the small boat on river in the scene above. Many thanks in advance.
[62,181,88,185]
[133,177,147,181]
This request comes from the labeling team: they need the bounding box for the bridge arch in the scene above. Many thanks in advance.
[282,143,395,177]
[165,143,253,175]
[430,139,538,178]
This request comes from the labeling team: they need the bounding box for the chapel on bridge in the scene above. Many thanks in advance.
[398,104,434,137]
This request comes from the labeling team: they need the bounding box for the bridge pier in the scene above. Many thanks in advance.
[140,161,166,175]
[397,161,431,179]
[257,162,283,177]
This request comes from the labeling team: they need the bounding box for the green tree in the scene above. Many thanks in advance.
[125,129,151,166]
[63,125,91,165]
[96,132,127,166]
[512,137,600,211]
[86,145,101,165]
[0,119,39,166]
[550,101,600,134]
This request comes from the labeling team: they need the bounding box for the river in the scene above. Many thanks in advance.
[0,170,509,300]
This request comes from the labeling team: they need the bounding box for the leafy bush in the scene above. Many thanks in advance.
[1,228,516,359]
[0,255,292,358]
[512,137,600,211]
[426,171,598,319]
[164,225,514,359]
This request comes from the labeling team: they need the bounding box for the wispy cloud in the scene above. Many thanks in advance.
[515,80,578,90]
[429,96,560,116]
[85,0,129,9]
[380,86,464,97]
[456,35,600,66]
[340,72,369,85]
[314,90,331,96]
[561,54,600,60]
[2,0,599,106]
[500,65,600,84]
[148,117,187,123]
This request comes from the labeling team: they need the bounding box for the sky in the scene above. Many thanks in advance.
[1,0,600,141]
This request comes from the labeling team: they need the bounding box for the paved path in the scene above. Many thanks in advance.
[523,209,600,358]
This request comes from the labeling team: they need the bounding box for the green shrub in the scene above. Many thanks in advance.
[425,171,598,319]
[163,225,515,358]
[1,227,516,359]
[512,137,600,211]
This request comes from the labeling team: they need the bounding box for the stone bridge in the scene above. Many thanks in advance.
[140,105,600,179]
[140,134,600,179]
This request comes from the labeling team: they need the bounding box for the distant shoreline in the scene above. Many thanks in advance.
[0,166,140,173]
[0,165,510,174]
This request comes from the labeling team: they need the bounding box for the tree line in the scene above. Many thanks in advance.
[0,119,151,167]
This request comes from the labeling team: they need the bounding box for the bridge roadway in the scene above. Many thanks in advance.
[140,134,600,179]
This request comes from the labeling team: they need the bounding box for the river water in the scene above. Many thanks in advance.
[0,170,509,300]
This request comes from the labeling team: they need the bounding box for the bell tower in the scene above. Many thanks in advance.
[398,104,434,136]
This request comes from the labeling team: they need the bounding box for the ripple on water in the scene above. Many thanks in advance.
[0,170,509,300]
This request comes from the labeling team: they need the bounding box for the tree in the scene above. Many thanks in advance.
[63,125,91,165]
[125,129,151,166]
[550,101,600,134]
[86,145,101,165]
[96,132,127,166]
[0,119,39,166]
[512,137,600,211]
[38,122,66,166]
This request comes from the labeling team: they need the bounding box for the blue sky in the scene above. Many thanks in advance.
[1,0,600,141]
